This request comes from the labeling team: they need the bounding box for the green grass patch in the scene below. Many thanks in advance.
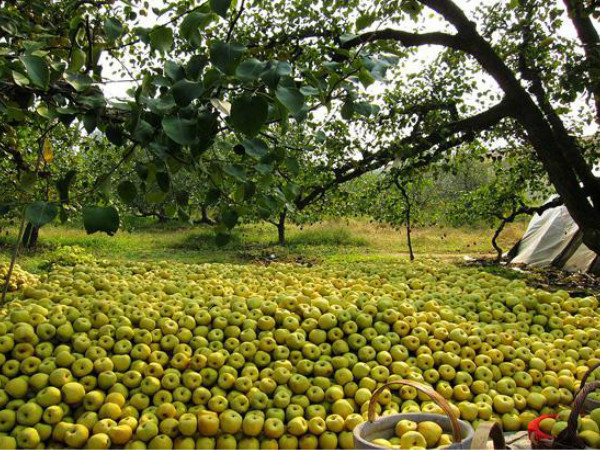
[0,218,527,273]
[287,225,368,247]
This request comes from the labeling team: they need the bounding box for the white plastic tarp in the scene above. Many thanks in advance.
[562,242,596,272]
[511,205,579,267]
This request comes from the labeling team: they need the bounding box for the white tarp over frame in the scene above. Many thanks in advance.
[511,205,580,268]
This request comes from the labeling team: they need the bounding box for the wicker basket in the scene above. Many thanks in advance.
[353,380,475,449]
[580,362,600,413]
[528,380,600,449]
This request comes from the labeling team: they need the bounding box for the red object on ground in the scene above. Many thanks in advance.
[528,414,558,447]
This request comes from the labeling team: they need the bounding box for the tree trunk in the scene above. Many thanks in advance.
[276,211,287,246]
[395,177,415,261]
[199,205,215,225]
[562,0,600,125]
[22,222,39,249]
[421,0,600,253]
[492,219,507,263]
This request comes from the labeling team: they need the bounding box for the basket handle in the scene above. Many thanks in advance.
[556,380,600,447]
[579,361,600,390]
[367,379,462,443]
[470,421,506,449]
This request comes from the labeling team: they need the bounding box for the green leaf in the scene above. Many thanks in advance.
[284,182,300,200]
[69,48,86,72]
[83,206,120,236]
[165,61,186,81]
[186,55,208,81]
[56,170,77,204]
[354,102,379,116]
[223,164,246,181]
[20,55,49,89]
[132,120,154,142]
[106,124,125,146]
[359,68,375,88]
[180,12,213,47]
[221,208,238,228]
[156,172,170,192]
[25,201,58,227]
[242,138,269,159]
[256,162,274,174]
[275,86,304,115]
[230,95,268,137]
[164,204,177,218]
[178,207,190,222]
[162,116,197,145]
[117,181,137,204]
[104,17,123,41]
[341,102,354,120]
[210,41,245,75]
[12,70,30,87]
[150,26,174,52]
[64,72,93,92]
[19,171,37,192]
[171,79,204,106]
[215,232,231,247]
[356,13,376,31]
[235,58,266,82]
[175,191,189,206]
[284,156,300,176]
[146,190,167,204]
[210,0,232,17]
[82,112,97,133]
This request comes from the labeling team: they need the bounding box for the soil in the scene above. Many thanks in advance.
[462,258,600,297]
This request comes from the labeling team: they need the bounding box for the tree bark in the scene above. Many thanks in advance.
[394,176,415,261]
[492,197,564,261]
[276,211,287,246]
[22,222,39,249]
[563,0,600,125]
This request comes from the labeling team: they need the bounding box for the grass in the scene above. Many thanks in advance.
[0,217,527,273]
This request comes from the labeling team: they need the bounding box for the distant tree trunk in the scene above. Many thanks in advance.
[276,211,287,246]
[394,177,415,261]
[199,205,215,225]
[22,222,39,249]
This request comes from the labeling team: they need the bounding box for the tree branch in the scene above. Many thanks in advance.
[341,28,465,52]
[493,196,563,261]
[563,0,600,124]
[295,98,512,210]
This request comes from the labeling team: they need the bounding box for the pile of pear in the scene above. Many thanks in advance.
[0,259,598,449]
[0,263,37,293]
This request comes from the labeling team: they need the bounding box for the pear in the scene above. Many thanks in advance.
[371,438,393,448]
[551,421,568,438]
[539,418,556,435]
[579,430,600,448]
[400,431,427,449]
[417,421,443,448]
[395,420,418,437]
[580,417,600,433]
[591,408,600,428]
